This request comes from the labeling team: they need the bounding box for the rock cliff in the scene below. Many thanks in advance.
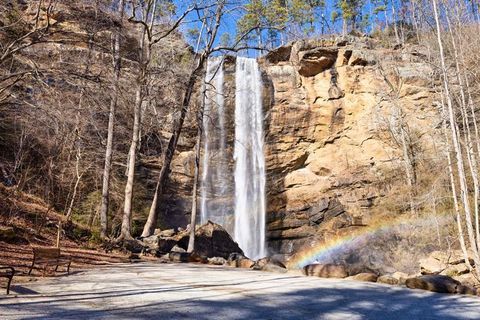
[162,37,440,256]
[260,37,439,254]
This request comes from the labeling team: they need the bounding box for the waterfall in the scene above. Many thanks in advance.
[199,57,230,228]
[233,57,266,260]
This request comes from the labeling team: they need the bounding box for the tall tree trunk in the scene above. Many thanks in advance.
[391,0,400,44]
[187,98,205,253]
[119,83,143,240]
[100,0,125,239]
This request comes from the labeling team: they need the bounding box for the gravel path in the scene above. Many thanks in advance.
[1,262,480,319]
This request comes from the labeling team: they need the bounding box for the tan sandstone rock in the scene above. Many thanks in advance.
[303,263,348,278]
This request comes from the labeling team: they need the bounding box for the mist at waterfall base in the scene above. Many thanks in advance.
[288,214,455,274]
[200,56,266,261]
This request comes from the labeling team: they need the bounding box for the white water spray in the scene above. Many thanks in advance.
[200,57,229,227]
[234,57,266,260]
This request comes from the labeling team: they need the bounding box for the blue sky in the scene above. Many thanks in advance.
[171,0,386,55]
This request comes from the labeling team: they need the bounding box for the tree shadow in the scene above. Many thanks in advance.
[1,268,480,320]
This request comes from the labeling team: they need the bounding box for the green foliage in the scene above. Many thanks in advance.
[237,0,326,46]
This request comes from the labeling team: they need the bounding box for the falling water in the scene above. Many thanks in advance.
[199,57,230,228]
[234,57,266,260]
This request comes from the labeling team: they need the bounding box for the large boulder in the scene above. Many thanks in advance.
[303,263,348,278]
[405,275,461,294]
[419,256,445,274]
[177,221,243,259]
[228,253,254,269]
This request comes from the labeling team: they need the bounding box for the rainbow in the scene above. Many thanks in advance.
[287,214,452,270]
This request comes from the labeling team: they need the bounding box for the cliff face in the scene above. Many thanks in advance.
[260,38,439,254]
[164,37,440,255]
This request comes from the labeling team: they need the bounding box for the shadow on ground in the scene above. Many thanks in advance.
[1,264,479,320]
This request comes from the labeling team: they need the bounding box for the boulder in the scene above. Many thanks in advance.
[169,251,189,263]
[453,273,478,287]
[392,272,409,285]
[298,47,338,77]
[347,272,378,282]
[158,229,176,238]
[171,245,186,253]
[208,257,227,265]
[177,221,243,259]
[227,253,255,268]
[377,275,399,285]
[303,263,348,278]
[405,275,461,294]
[440,263,470,277]
[419,256,445,274]
[158,238,178,253]
[123,239,144,254]
[142,235,160,251]
[252,257,288,273]
[237,258,255,269]
[189,252,208,264]
[348,50,376,66]
[456,285,478,296]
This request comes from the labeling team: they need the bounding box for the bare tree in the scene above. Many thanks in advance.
[100,0,125,239]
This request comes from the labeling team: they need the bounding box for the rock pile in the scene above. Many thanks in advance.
[140,221,243,259]
[300,249,479,296]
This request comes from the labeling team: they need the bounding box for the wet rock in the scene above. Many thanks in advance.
[405,275,461,294]
[377,275,399,285]
[347,272,378,282]
[303,263,348,278]
[177,221,243,259]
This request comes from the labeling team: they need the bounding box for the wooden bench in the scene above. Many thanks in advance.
[0,266,15,294]
[28,247,72,276]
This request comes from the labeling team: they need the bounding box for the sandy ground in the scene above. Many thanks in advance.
[1,262,480,320]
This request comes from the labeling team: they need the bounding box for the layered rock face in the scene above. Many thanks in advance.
[163,37,439,256]
[259,37,439,254]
